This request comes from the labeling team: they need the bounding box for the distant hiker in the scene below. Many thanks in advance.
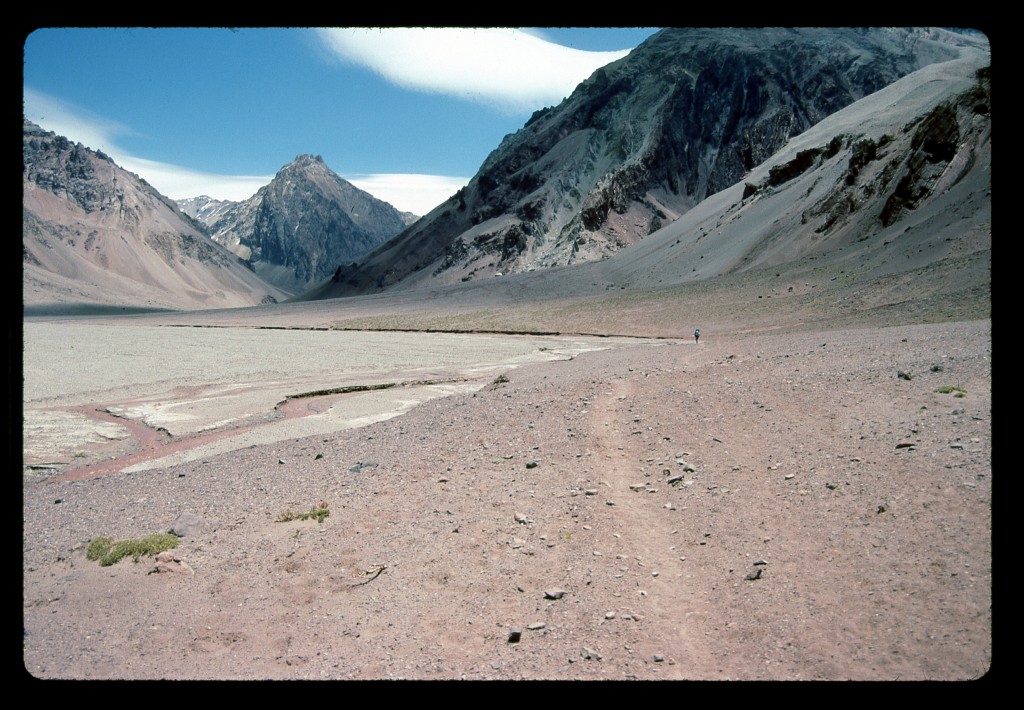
[694,328,700,344]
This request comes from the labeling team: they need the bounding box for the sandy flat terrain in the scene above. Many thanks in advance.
[23,322,631,480]
[21,314,991,681]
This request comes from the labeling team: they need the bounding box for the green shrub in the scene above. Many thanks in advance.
[935,385,966,398]
[276,502,330,524]
[86,533,179,566]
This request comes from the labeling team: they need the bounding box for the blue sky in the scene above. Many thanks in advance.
[23,27,660,215]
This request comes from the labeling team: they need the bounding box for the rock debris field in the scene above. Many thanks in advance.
[22,317,991,680]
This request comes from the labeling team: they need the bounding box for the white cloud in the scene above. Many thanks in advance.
[24,88,273,201]
[23,88,131,157]
[315,28,630,113]
[347,173,469,216]
[117,156,274,202]
[25,89,464,213]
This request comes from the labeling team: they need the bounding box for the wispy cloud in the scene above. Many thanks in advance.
[315,28,631,113]
[347,174,469,216]
[115,156,275,203]
[24,88,273,202]
[23,88,133,158]
[24,88,462,212]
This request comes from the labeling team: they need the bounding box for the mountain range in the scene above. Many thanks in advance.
[314,27,987,297]
[22,27,990,323]
[22,120,289,312]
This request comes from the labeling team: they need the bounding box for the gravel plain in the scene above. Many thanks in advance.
[22,313,991,681]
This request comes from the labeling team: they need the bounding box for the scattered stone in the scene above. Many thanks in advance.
[515,513,529,525]
[653,654,665,663]
[544,589,566,600]
[745,567,763,581]
[581,647,602,661]
[897,370,913,380]
[314,453,323,460]
[151,551,194,576]
[753,559,768,566]
[895,442,915,449]
[527,623,546,631]
[826,482,837,490]
[667,475,684,485]
[507,628,522,643]
[278,459,286,465]
[784,474,795,480]
[168,511,206,538]
[629,483,645,491]
[350,460,379,473]
[877,504,887,514]
[526,461,538,469]
[605,611,616,619]
[606,501,615,506]
[584,489,599,496]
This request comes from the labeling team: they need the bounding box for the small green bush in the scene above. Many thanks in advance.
[86,533,179,566]
[935,385,966,398]
[276,502,330,524]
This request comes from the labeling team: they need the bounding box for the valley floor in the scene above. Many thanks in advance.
[21,317,991,681]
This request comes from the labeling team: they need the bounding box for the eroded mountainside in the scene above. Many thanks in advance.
[316,27,986,297]
[22,121,287,311]
[196,155,415,295]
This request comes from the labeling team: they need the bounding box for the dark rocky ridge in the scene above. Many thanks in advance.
[313,27,983,297]
[200,155,414,295]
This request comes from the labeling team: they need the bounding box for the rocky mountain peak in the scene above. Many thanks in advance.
[195,154,412,295]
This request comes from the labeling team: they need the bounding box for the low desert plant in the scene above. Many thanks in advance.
[935,385,966,397]
[276,501,330,524]
[86,533,180,566]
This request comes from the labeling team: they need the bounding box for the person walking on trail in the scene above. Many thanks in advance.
[694,327,700,344]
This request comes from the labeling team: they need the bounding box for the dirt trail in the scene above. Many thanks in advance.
[581,343,720,676]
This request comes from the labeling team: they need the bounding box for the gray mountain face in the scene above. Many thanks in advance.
[23,121,288,311]
[322,27,985,296]
[177,195,237,225]
[197,155,414,295]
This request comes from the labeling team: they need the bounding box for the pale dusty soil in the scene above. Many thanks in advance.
[21,317,991,681]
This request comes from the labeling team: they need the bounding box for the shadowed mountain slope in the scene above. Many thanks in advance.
[22,121,289,312]
[196,155,415,296]
[310,27,986,298]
